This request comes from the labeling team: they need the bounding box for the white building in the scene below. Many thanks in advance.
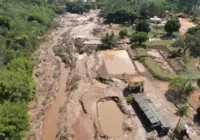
[150,16,162,24]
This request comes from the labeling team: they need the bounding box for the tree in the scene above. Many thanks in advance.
[130,32,149,45]
[169,76,195,100]
[126,94,134,104]
[136,20,150,33]
[0,71,36,102]
[165,19,181,35]
[119,29,128,39]
[173,104,189,139]
[172,36,187,54]
[7,57,35,75]
[99,32,118,50]
[0,101,29,140]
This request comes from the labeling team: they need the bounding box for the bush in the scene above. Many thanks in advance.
[54,6,65,14]
[119,29,128,39]
[126,94,135,104]
[28,14,44,24]
[0,16,11,29]
[131,32,149,44]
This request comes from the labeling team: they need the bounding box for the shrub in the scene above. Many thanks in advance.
[126,94,135,104]
[119,29,128,39]
[0,16,11,29]
[131,32,149,44]
[28,14,44,24]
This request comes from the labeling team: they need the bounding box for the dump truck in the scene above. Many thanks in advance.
[127,76,144,93]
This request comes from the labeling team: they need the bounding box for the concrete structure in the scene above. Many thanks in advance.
[150,16,162,24]
[103,50,137,75]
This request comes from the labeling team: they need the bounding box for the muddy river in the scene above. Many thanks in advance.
[98,100,124,137]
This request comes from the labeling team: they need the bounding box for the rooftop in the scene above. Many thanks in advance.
[133,93,170,128]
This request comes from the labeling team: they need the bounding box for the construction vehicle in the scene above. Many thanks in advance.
[127,76,144,93]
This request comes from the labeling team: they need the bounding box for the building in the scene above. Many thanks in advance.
[133,93,170,133]
[150,16,162,24]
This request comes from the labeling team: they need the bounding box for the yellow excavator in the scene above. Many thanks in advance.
[127,76,144,93]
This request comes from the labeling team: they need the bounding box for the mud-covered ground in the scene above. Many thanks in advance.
[28,10,200,140]
[27,10,146,140]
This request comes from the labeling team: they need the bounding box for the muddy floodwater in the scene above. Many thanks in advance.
[98,100,124,137]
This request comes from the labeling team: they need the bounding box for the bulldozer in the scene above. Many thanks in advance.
[127,76,144,93]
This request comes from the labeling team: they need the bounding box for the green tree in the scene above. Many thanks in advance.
[0,101,29,140]
[126,94,134,104]
[100,32,118,50]
[165,19,181,35]
[119,29,128,39]
[169,76,195,100]
[0,71,36,102]
[131,32,149,45]
[136,20,150,33]
[172,37,187,54]
[173,104,189,139]
[7,57,35,75]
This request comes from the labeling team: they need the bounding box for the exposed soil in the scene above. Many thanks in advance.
[28,10,200,140]
[179,18,197,35]
[28,10,146,140]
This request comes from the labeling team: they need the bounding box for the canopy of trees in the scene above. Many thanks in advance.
[66,1,94,14]
[169,76,195,99]
[172,26,200,58]
[130,32,149,45]
[0,101,29,139]
[0,0,57,138]
[119,29,128,39]
[136,20,150,33]
[99,32,118,50]
[165,19,181,35]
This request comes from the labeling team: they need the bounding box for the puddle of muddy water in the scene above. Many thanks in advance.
[98,100,124,137]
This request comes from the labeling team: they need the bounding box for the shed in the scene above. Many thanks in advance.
[133,93,170,132]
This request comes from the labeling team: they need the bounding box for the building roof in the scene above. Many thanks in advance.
[84,39,102,45]
[150,16,162,21]
[133,93,170,128]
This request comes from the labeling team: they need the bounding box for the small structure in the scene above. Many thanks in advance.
[133,93,170,133]
[150,16,162,24]
[84,39,102,46]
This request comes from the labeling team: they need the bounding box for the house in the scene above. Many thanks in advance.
[150,16,162,24]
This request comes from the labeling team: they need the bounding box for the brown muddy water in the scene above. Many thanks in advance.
[42,63,69,140]
[98,100,124,137]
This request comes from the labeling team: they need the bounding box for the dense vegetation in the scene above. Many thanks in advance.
[0,0,56,139]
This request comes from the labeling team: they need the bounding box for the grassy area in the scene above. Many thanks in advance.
[143,57,176,80]
[134,47,200,80]
[134,47,148,57]
[149,26,166,38]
